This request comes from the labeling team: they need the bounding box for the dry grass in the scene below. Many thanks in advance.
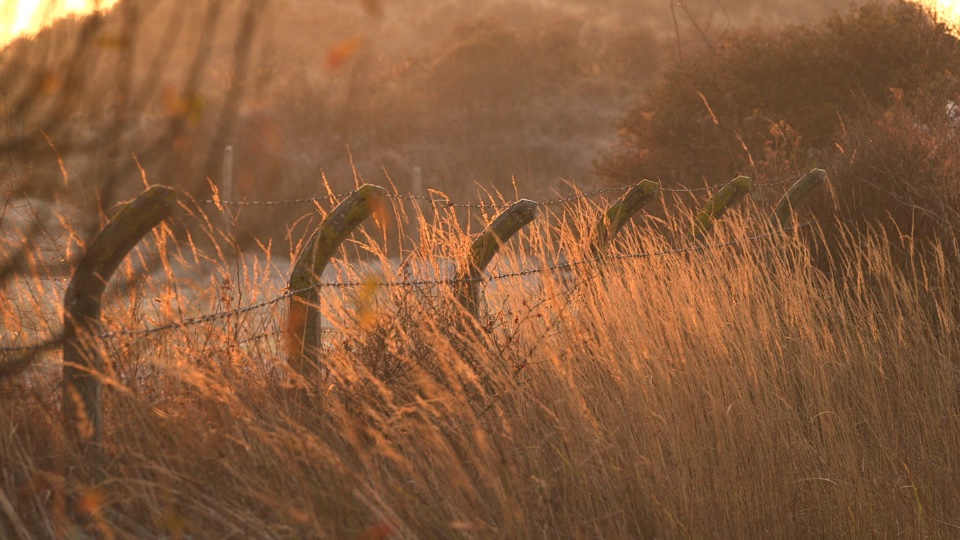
[5,3,958,538]
[2,188,959,538]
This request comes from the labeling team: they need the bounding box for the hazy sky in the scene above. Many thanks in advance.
[1,0,959,48]
[0,0,120,45]
[929,0,960,21]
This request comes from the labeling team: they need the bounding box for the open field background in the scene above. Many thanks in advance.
[3,0,960,537]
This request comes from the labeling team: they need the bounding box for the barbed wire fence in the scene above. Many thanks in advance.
[1,171,814,359]
[0,225,812,356]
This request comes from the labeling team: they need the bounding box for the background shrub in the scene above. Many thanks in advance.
[813,89,960,262]
[597,1,960,189]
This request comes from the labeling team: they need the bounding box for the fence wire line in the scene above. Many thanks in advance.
[1,222,809,355]
[97,292,298,341]
[196,190,359,207]
[0,336,63,355]
[195,173,804,210]
[309,223,808,288]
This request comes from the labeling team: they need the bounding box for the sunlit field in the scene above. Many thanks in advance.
[3,189,960,537]
[3,0,960,538]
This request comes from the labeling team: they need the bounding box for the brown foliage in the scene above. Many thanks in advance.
[597,1,960,189]
[814,89,960,262]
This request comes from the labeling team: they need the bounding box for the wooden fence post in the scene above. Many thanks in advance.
[222,145,235,204]
[590,180,660,256]
[771,169,825,227]
[692,175,752,240]
[456,199,538,318]
[63,185,177,459]
[220,145,235,229]
[287,185,386,377]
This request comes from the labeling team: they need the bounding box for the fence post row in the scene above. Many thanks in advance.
[62,185,177,460]
[591,180,660,256]
[456,199,539,319]
[692,175,752,240]
[771,169,826,227]
[287,185,387,378]
[0,168,833,483]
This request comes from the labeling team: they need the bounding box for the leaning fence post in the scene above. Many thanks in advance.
[456,199,538,319]
[219,145,235,229]
[287,185,386,377]
[590,180,660,256]
[63,185,177,459]
[222,145,235,204]
[692,175,752,239]
[771,169,825,228]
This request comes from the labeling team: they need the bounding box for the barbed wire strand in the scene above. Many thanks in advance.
[99,292,299,340]
[194,189,358,207]
[0,336,63,355]
[1,222,810,354]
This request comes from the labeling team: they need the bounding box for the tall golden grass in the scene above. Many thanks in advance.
[2,189,959,538]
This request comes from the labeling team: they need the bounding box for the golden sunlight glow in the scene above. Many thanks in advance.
[1,1,959,50]
[922,0,960,26]
[0,0,120,47]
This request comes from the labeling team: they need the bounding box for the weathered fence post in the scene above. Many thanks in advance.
[692,175,752,240]
[219,145,235,231]
[63,185,177,459]
[287,185,386,377]
[222,145,235,204]
[456,199,538,319]
[590,180,660,256]
[771,169,825,228]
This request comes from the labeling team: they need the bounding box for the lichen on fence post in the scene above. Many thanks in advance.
[590,180,660,256]
[63,185,177,459]
[692,175,752,240]
[456,199,538,319]
[287,185,386,377]
[771,169,826,228]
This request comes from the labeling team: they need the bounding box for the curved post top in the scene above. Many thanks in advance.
[468,198,538,274]
[772,169,826,228]
[65,185,177,315]
[693,176,752,239]
[593,180,660,253]
[287,184,387,372]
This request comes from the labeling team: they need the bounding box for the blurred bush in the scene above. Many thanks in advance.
[597,1,960,187]
[816,88,960,260]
